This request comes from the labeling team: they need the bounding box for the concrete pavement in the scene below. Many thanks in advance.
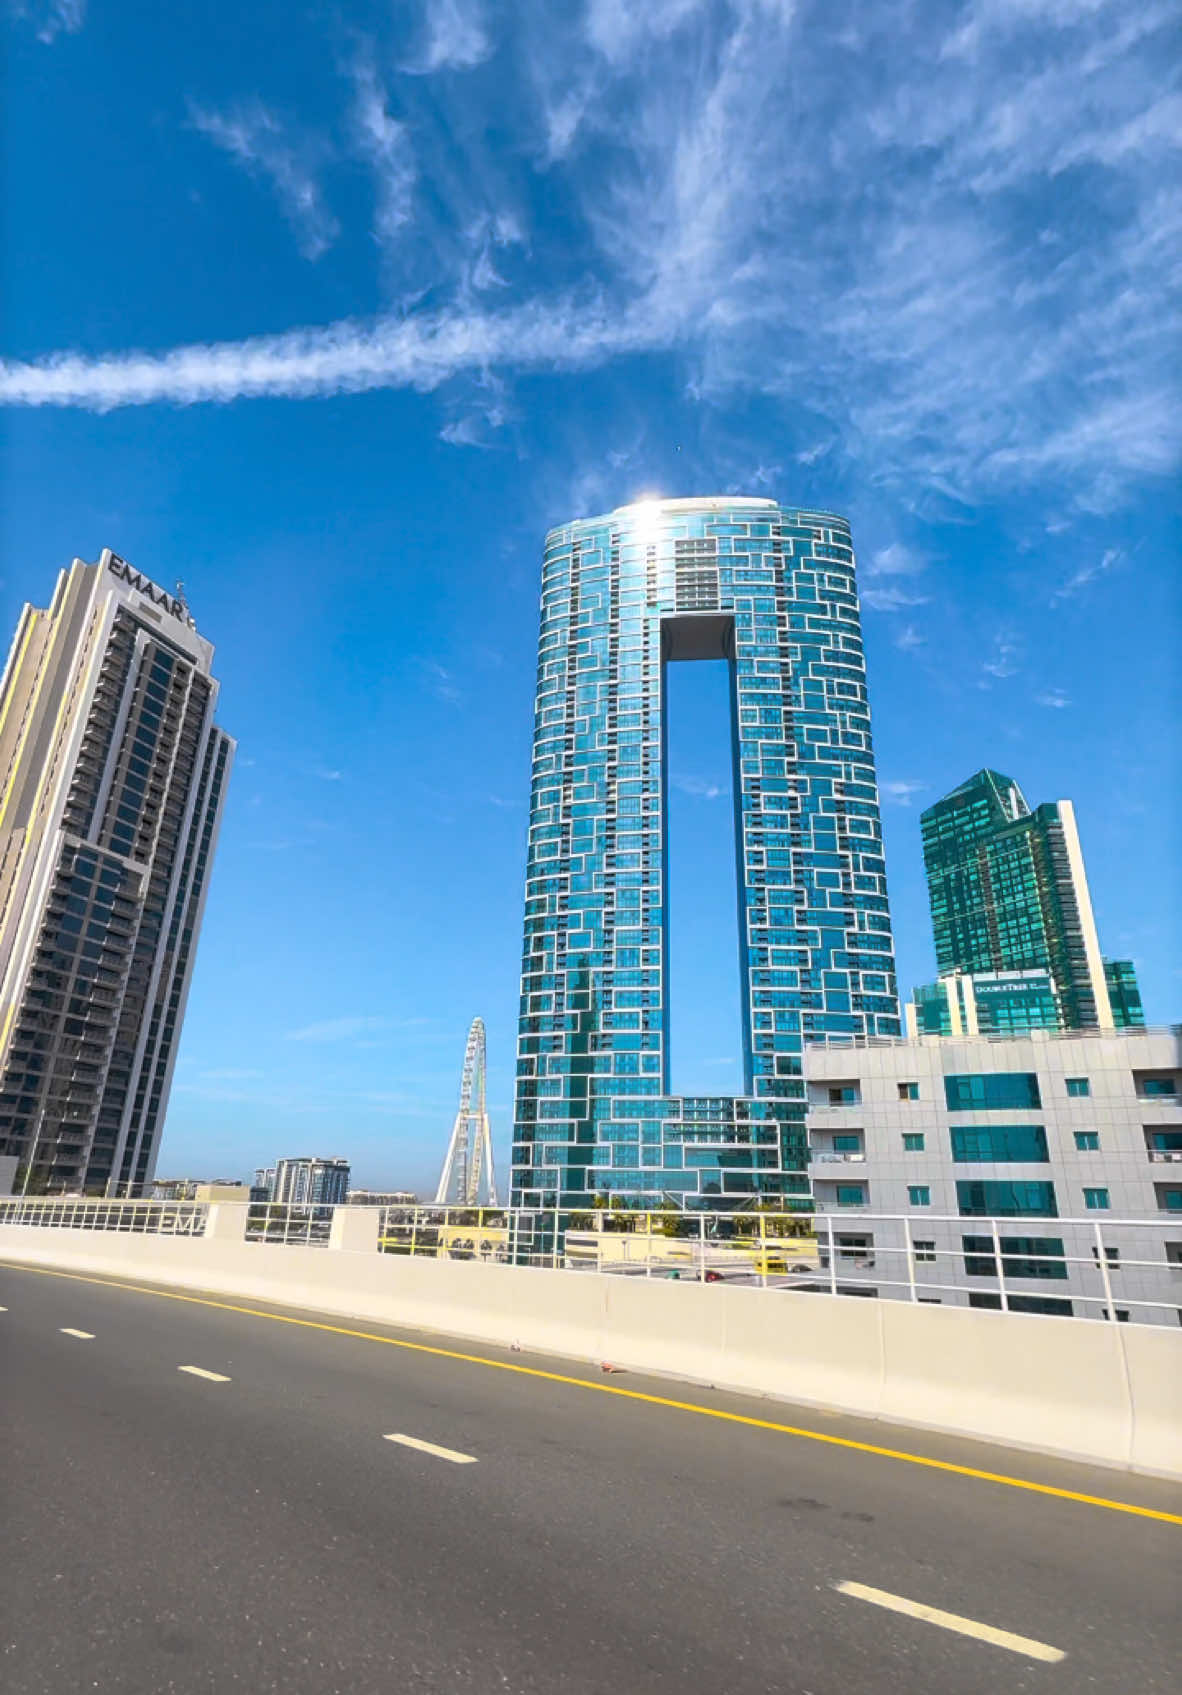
[1,1260,1178,1694]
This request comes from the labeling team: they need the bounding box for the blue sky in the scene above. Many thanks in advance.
[2,0,1178,1192]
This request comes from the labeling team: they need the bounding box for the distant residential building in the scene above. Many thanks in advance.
[253,1165,276,1198]
[804,1026,1182,1324]
[1104,960,1146,1030]
[347,1189,417,1206]
[0,549,233,1196]
[272,1157,350,1206]
[912,769,1143,1034]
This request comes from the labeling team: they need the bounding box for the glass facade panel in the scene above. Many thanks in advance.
[950,1124,1049,1163]
[836,1184,865,1206]
[511,500,899,1209]
[963,1235,1067,1279]
[957,1180,1058,1217]
[944,1072,1041,1111]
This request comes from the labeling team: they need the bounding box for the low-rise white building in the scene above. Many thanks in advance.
[803,1027,1182,1324]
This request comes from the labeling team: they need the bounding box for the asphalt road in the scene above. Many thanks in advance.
[1,1261,1179,1695]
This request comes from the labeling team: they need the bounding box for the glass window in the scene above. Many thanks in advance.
[1066,1077,1090,1098]
[1084,1187,1111,1210]
[969,1292,1073,1317]
[963,1235,1067,1279]
[832,1135,861,1152]
[1142,1078,1177,1097]
[1074,1131,1100,1151]
[950,1124,1048,1163]
[913,1239,936,1263]
[835,1184,865,1206]
[902,1133,925,1152]
[957,1180,1058,1217]
[828,1086,859,1105]
[908,1185,931,1207]
[944,1073,1040,1111]
[897,1082,919,1101]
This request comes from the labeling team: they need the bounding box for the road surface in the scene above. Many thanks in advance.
[1,1259,1178,1694]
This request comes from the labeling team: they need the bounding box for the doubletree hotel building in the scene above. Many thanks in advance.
[511,498,900,1211]
[0,550,233,1196]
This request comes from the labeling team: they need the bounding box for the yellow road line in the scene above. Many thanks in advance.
[4,1260,1180,1526]
[834,1580,1066,1662]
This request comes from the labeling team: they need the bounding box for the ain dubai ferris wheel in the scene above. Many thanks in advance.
[434,1016,498,1207]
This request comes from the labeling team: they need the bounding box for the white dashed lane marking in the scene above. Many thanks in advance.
[59,1328,94,1339]
[383,1433,478,1465]
[178,1365,231,1383]
[834,1581,1066,1663]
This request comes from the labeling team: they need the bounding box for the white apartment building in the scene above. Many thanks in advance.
[0,550,233,1196]
[272,1157,351,1207]
[804,1027,1182,1325]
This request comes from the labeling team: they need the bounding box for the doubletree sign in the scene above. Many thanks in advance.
[107,553,196,630]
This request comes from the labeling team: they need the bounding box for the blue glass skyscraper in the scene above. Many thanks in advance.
[511,498,900,1211]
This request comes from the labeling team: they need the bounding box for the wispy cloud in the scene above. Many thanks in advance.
[348,55,417,251]
[285,1015,394,1043]
[862,584,930,613]
[1051,546,1125,602]
[412,0,491,72]
[979,631,1021,684]
[894,624,926,652]
[671,774,727,800]
[420,660,463,703]
[881,779,928,806]
[867,543,926,578]
[1034,687,1072,708]
[2,0,1177,512]
[11,0,84,44]
[189,101,338,261]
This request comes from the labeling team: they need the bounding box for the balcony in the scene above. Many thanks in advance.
[812,1152,867,1164]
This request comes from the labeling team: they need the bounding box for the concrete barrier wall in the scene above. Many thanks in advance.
[1,1220,1178,1479]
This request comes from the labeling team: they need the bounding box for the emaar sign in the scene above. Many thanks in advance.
[107,553,196,629]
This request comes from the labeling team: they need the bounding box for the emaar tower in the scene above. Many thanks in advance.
[512,498,900,1210]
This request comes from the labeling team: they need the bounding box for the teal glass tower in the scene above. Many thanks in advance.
[915,769,1143,1033]
[511,498,900,1211]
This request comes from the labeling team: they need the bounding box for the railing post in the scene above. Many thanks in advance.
[698,1212,706,1283]
[553,1206,560,1270]
[826,1215,837,1297]
[329,1206,378,1253]
[903,1215,918,1303]
[1093,1218,1117,1321]
[990,1218,1009,1312]
[204,1203,248,1243]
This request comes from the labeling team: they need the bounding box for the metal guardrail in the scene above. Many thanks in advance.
[245,1202,336,1246]
[0,1197,1177,1323]
[0,1196,207,1234]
